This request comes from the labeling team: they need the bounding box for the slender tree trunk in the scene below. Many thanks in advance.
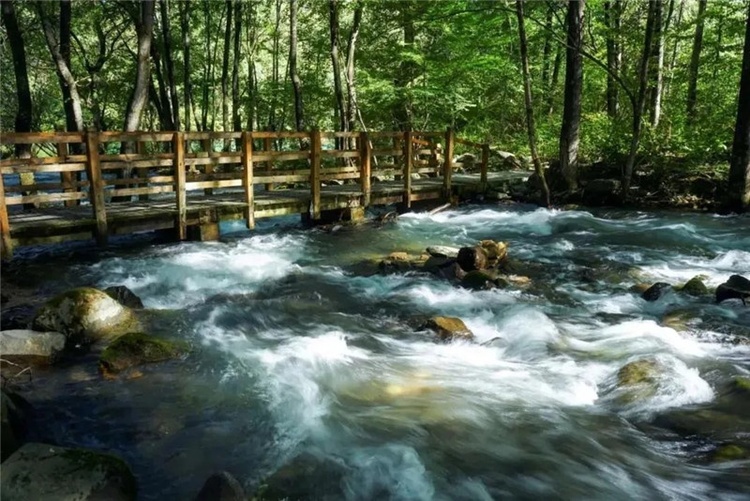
[548,43,563,115]
[345,2,363,132]
[221,0,232,138]
[2,0,33,156]
[541,4,554,89]
[622,0,657,199]
[269,0,281,130]
[664,0,685,100]
[727,3,750,212]
[124,0,155,131]
[686,0,707,120]
[329,0,347,142]
[648,0,664,127]
[151,43,174,130]
[231,0,242,134]
[180,0,192,131]
[516,0,550,207]
[159,0,179,130]
[394,1,416,130]
[559,0,585,191]
[289,0,304,132]
[604,0,621,117]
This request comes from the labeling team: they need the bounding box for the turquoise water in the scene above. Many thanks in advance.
[13,204,750,500]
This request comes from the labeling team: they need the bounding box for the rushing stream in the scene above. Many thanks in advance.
[8,204,750,500]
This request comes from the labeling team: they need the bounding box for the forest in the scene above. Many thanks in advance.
[1,0,749,211]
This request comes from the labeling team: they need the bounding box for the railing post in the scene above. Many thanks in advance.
[264,137,274,191]
[443,127,454,200]
[174,131,187,240]
[481,143,490,186]
[57,139,77,207]
[241,131,255,229]
[403,130,413,209]
[201,137,214,196]
[309,129,321,220]
[85,130,108,246]
[359,132,371,207]
[0,173,13,260]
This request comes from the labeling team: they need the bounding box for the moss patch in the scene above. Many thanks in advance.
[680,276,709,296]
[711,444,750,463]
[99,332,187,375]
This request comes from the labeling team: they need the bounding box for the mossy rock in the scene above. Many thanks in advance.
[629,283,651,294]
[461,270,496,291]
[32,287,141,345]
[422,316,474,342]
[617,359,659,387]
[710,444,750,463]
[0,442,137,500]
[730,376,750,394]
[99,332,187,376]
[680,276,709,296]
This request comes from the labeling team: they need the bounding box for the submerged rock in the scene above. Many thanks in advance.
[461,270,496,291]
[710,443,750,463]
[716,275,750,305]
[1,390,30,462]
[104,286,144,309]
[99,332,187,376]
[32,288,141,345]
[195,471,245,501]
[617,359,660,387]
[456,246,488,272]
[0,443,137,500]
[679,276,708,296]
[423,316,474,342]
[426,246,460,259]
[253,453,348,501]
[641,282,672,302]
[0,329,66,366]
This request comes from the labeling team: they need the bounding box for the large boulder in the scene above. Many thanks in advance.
[582,179,621,206]
[31,288,141,345]
[194,471,245,501]
[679,276,708,296]
[716,275,750,305]
[104,286,144,309]
[0,443,137,500]
[99,332,187,376]
[456,246,488,272]
[1,390,30,462]
[0,329,66,366]
[422,316,474,342]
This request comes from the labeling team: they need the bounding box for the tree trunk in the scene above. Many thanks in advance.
[547,42,563,115]
[231,0,242,134]
[664,0,685,100]
[686,0,707,120]
[221,0,232,138]
[648,0,664,127]
[394,1,416,130]
[345,2,363,132]
[559,0,584,191]
[541,4,554,89]
[622,0,657,198]
[2,0,33,156]
[289,0,304,132]
[727,3,750,212]
[604,0,621,117]
[159,0,180,130]
[151,42,174,130]
[516,0,550,208]
[180,0,192,131]
[124,0,155,131]
[329,0,347,143]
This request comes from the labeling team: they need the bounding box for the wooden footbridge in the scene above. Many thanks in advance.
[0,129,528,259]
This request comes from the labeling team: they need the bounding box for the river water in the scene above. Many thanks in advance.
[11,204,750,500]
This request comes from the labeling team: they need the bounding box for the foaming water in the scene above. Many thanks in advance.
[20,204,750,500]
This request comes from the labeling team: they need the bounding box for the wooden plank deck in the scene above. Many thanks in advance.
[6,172,527,248]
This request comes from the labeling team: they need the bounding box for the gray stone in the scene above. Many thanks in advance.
[716,275,750,305]
[0,329,66,365]
[0,442,137,500]
[426,246,460,259]
[642,282,672,302]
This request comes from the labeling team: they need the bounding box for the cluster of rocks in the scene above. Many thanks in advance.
[0,285,190,500]
[634,274,750,305]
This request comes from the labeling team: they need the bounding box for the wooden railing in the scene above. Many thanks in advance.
[0,129,492,258]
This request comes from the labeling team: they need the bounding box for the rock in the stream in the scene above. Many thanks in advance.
[31,287,141,345]
[426,246,460,259]
[461,270,496,291]
[615,358,662,402]
[641,282,672,302]
[679,276,708,296]
[710,444,750,463]
[253,453,348,501]
[479,240,508,265]
[1,390,30,462]
[0,329,66,366]
[0,442,137,500]
[423,316,474,342]
[456,246,488,272]
[716,274,750,305]
[99,332,187,376]
[104,286,144,309]
[195,471,245,501]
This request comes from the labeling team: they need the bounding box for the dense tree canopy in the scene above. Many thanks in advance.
[1,0,749,206]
